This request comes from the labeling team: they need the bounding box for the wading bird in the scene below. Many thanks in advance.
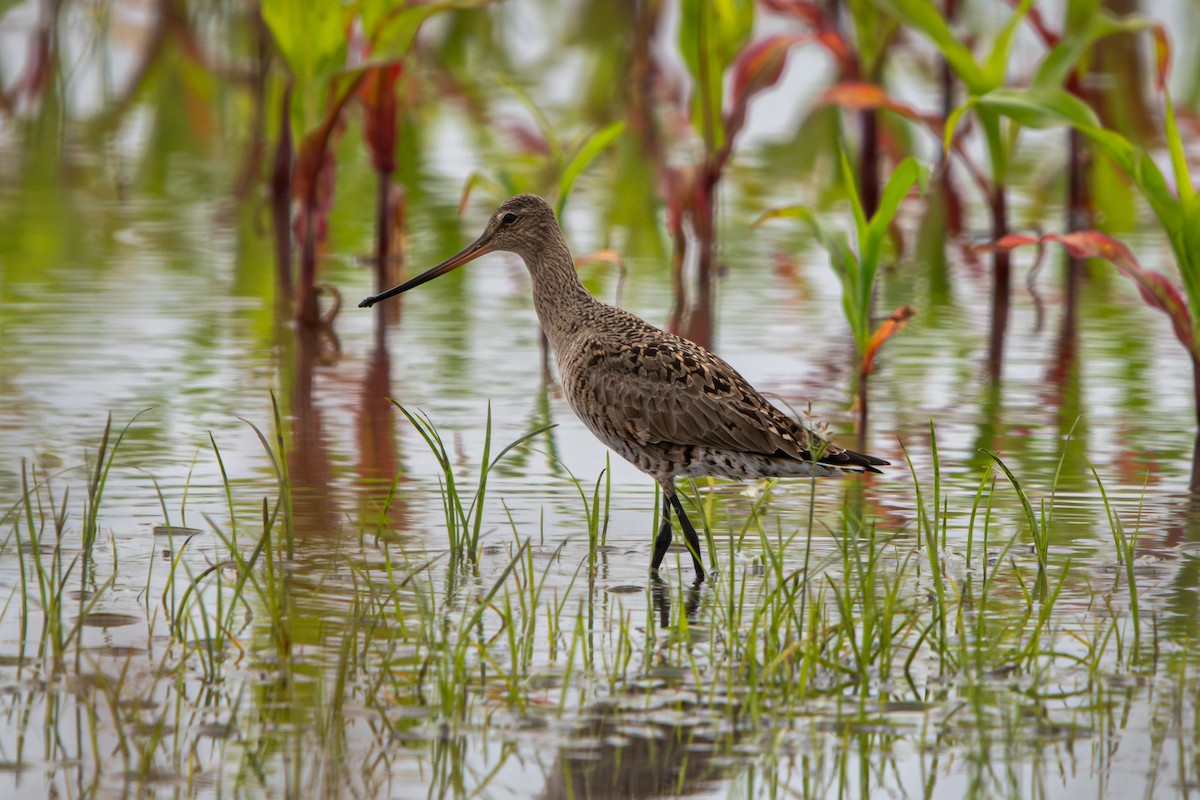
[360,195,886,583]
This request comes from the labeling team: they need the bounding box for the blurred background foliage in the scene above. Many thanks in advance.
[3,0,1200,486]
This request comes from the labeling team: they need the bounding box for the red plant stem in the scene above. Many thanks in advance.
[297,216,319,327]
[859,108,879,219]
[987,184,1010,383]
[375,168,393,295]
[856,107,877,451]
[684,172,717,349]
[690,254,714,348]
[697,10,715,153]
[271,88,294,301]
[936,0,959,237]
[292,72,367,328]
[1192,354,1200,494]
[1061,127,1090,362]
[628,0,662,156]
[939,65,954,141]
[668,226,686,335]
[939,0,959,158]
[680,6,718,349]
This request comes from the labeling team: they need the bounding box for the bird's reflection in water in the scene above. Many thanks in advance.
[650,576,701,629]
[537,579,717,798]
[541,704,727,800]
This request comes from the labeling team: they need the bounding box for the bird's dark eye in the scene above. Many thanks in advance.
[501,212,518,225]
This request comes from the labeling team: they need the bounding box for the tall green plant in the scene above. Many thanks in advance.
[392,403,555,562]
[758,155,924,448]
[668,0,809,345]
[947,34,1200,484]
[877,0,1036,381]
[263,0,485,325]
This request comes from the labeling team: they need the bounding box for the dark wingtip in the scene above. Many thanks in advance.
[358,296,377,308]
[833,449,888,474]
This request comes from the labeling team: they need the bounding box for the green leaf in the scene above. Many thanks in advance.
[875,0,985,93]
[1077,125,1137,175]
[753,204,820,231]
[1066,0,1101,31]
[942,98,977,158]
[556,121,626,219]
[1034,10,1138,88]
[1130,149,1181,230]
[956,88,1177,227]
[363,0,490,58]
[855,159,923,349]
[846,0,898,75]
[838,148,868,245]
[953,88,1099,184]
[976,107,1007,183]
[262,0,346,83]
[974,87,1101,130]
[678,0,720,150]
[1182,197,1200,342]
[710,0,755,62]
[862,157,924,279]
[1164,89,1194,205]
[679,0,753,152]
[837,148,877,349]
[828,240,864,348]
[982,0,1035,88]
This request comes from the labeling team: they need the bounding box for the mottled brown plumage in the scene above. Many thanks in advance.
[360,194,887,582]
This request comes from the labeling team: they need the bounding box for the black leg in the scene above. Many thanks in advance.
[651,495,673,571]
[650,574,671,627]
[669,494,706,584]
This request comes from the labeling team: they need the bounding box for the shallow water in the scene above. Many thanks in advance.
[3,1,1200,798]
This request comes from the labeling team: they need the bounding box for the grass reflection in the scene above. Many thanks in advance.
[3,410,1197,797]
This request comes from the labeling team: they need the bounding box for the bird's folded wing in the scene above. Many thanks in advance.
[575,336,835,461]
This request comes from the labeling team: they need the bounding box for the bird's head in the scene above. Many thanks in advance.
[358,194,559,308]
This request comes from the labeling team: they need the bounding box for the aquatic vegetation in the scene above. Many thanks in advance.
[392,401,555,563]
[3,1,1200,797]
[668,0,814,345]
[759,155,923,450]
[1,413,1196,797]
[262,0,483,324]
[947,27,1200,487]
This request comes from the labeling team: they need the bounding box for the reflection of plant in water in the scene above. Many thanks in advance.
[1,413,1197,796]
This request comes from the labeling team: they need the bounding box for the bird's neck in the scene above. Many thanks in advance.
[525,235,596,343]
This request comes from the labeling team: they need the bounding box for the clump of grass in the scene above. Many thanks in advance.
[392,401,554,563]
[642,418,1167,750]
[0,411,1188,798]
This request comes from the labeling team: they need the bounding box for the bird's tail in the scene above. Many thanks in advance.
[816,446,888,475]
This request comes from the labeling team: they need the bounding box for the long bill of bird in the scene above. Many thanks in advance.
[359,230,496,308]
